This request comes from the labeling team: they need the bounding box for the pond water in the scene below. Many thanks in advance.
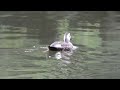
[0,11,120,79]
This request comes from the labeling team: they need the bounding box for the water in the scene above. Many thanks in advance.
[0,11,120,79]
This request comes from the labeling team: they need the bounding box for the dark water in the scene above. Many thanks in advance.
[0,11,120,79]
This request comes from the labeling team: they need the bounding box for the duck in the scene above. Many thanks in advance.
[48,32,77,51]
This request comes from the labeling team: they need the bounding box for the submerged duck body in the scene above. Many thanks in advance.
[48,32,77,51]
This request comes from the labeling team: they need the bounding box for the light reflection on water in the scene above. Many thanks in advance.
[0,11,120,79]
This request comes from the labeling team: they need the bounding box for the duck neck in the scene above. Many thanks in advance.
[64,34,70,43]
[64,38,70,43]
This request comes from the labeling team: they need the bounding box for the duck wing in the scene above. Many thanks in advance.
[49,41,63,48]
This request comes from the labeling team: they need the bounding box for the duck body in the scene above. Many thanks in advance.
[48,41,73,51]
[48,41,63,51]
[48,32,77,51]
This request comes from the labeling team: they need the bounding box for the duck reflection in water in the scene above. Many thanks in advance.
[48,50,73,60]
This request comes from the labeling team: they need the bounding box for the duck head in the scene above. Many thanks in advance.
[64,32,71,43]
